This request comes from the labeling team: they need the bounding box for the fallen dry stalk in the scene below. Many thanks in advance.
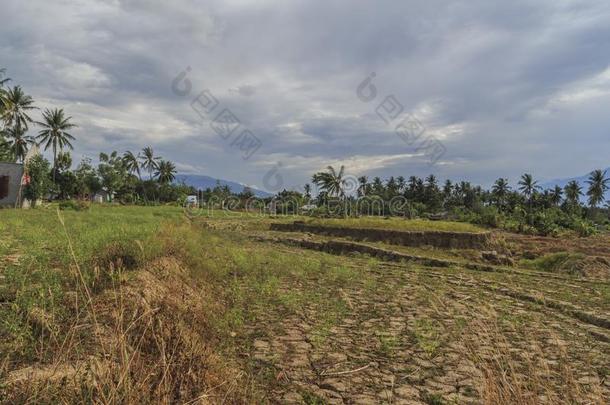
[321,362,372,377]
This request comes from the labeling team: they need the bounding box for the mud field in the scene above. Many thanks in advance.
[228,221,610,404]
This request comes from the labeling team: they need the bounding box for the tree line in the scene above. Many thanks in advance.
[308,166,610,236]
[0,68,183,204]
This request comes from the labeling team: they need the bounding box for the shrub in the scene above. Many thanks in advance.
[477,206,503,228]
[58,200,91,211]
[571,218,596,237]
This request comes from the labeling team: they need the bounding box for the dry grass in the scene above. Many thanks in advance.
[463,307,604,405]
[1,213,257,404]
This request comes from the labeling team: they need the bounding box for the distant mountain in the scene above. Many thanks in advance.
[175,174,272,197]
[541,167,610,201]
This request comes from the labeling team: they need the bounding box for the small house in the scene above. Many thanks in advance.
[185,195,198,206]
[0,162,25,208]
[92,188,115,203]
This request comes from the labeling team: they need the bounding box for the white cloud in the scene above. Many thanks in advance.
[2,0,610,187]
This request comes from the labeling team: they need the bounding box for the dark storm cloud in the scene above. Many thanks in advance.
[1,0,609,190]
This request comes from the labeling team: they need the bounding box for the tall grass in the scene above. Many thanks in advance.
[1,210,256,403]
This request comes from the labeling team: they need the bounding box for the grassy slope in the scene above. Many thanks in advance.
[0,206,185,365]
[303,216,485,233]
[0,206,371,402]
[1,206,608,403]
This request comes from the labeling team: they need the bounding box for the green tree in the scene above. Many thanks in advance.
[74,158,101,198]
[122,150,141,179]
[23,155,51,206]
[491,178,510,210]
[0,69,13,160]
[36,108,76,182]
[154,160,177,184]
[564,181,583,206]
[303,183,312,200]
[586,169,609,210]
[1,86,36,130]
[4,125,34,163]
[549,185,563,206]
[357,176,368,197]
[518,173,540,211]
[0,134,11,161]
[98,151,127,202]
[140,146,160,180]
[312,165,347,198]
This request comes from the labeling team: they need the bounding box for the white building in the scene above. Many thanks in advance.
[0,162,25,208]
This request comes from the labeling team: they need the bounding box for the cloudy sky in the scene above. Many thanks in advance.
[2,0,610,191]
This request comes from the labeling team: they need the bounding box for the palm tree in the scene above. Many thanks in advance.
[303,183,311,199]
[518,173,540,211]
[4,125,35,163]
[0,68,9,87]
[122,150,141,179]
[312,165,346,198]
[586,169,609,209]
[564,181,583,206]
[36,108,76,182]
[549,185,563,206]
[491,178,510,209]
[155,160,176,184]
[140,146,160,180]
[1,86,36,130]
[0,69,10,118]
[357,176,368,197]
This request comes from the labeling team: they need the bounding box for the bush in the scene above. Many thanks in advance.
[477,206,503,228]
[571,218,596,237]
[58,200,91,211]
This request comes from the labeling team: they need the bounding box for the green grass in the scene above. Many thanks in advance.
[190,210,485,233]
[0,205,185,362]
[3,205,608,403]
[304,217,485,233]
[520,252,586,275]
[0,205,184,267]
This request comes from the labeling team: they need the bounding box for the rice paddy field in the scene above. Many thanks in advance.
[1,205,609,404]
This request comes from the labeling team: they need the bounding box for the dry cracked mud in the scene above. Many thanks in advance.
[240,241,610,404]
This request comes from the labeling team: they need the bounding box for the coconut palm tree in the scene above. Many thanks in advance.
[586,169,609,209]
[0,69,10,113]
[549,185,563,207]
[357,176,368,197]
[312,165,346,198]
[1,86,36,130]
[155,160,176,184]
[140,146,160,180]
[396,176,406,193]
[122,150,141,179]
[491,178,510,209]
[36,108,76,182]
[0,68,9,87]
[518,173,540,211]
[4,125,35,163]
[0,69,9,113]
[303,183,311,199]
[564,181,583,206]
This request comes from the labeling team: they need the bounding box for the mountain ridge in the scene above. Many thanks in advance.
[175,174,272,197]
[541,167,610,200]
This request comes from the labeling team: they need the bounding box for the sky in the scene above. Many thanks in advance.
[2,0,610,192]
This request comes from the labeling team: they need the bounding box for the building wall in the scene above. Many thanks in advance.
[0,163,24,208]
